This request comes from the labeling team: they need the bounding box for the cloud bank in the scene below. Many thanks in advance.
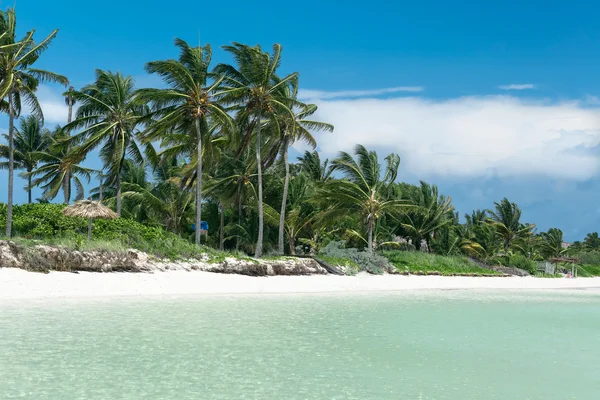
[304,94,600,181]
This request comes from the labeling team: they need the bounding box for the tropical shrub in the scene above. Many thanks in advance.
[319,240,394,274]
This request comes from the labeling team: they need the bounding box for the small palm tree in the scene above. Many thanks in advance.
[317,144,407,253]
[138,39,231,245]
[0,116,49,203]
[584,232,600,250]
[215,42,298,257]
[65,70,145,216]
[28,126,94,202]
[540,228,567,259]
[0,8,68,236]
[298,150,333,182]
[486,198,534,254]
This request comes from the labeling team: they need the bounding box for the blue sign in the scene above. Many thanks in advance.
[192,222,209,231]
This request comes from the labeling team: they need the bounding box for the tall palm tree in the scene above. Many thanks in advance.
[0,115,49,203]
[486,197,534,254]
[0,8,68,236]
[274,101,333,254]
[317,144,407,253]
[62,86,76,202]
[215,42,298,257]
[138,39,231,245]
[65,70,144,216]
[28,126,94,202]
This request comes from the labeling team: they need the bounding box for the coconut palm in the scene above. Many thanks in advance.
[215,42,298,257]
[64,70,145,216]
[486,198,534,254]
[62,86,76,201]
[298,150,333,183]
[540,228,567,259]
[28,126,94,202]
[0,8,68,236]
[395,181,455,251]
[584,232,600,250]
[317,144,407,253]
[274,101,333,254]
[138,39,231,245]
[0,116,50,203]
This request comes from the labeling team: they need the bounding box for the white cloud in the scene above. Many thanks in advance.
[308,95,600,180]
[298,86,423,100]
[498,84,535,90]
[34,85,72,126]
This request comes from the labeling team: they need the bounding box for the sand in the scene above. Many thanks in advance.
[1,268,600,301]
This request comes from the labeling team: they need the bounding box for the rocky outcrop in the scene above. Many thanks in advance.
[0,241,327,276]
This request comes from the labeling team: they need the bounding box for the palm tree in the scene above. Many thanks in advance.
[396,181,454,251]
[540,228,567,259]
[65,70,145,216]
[138,39,231,245]
[486,198,534,254]
[215,42,298,257]
[0,116,49,203]
[584,232,600,250]
[28,126,94,202]
[317,144,407,253]
[62,86,76,202]
[0,8,68,236]
[298,150,333,183]
[274,101,333,254]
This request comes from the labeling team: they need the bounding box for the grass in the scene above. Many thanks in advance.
[381,250,502,276]
[576,264,600,277]
[2,235,250,264]
[318,255,359,269]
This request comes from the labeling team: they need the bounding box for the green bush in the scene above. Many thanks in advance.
[319,241,393,274]
[0,203,210,260]
[577,251,600,266]
[382,250,501,275]
[504,254,537,274]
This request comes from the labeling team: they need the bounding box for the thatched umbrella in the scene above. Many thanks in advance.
[62,200,118,240]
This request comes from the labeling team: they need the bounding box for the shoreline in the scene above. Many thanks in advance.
[2,268,600,301]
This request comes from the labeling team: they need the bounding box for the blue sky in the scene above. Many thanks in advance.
[1,0,599,240]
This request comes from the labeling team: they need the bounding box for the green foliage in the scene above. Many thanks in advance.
[577,251,600,266]
[497,254,537,274]
[382,250,501,276]
[318,255,360,275]
[319,241,393,274]
[0,203,210,260]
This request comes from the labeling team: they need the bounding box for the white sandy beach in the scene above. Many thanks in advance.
[1,268,600,301]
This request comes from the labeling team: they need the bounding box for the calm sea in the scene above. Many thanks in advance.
[1,290,599,399]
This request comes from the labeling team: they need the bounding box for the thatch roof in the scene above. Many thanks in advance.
[62,200,118,220]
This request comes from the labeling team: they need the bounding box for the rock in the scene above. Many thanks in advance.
[0,240,328,276]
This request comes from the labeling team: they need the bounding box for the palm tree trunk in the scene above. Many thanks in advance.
[288,236,295,255]
[254,114,264,258]
[5,92,15,238]
[98,173,103,202]
[219,201,225,251]
[63,101,73,204]
[236,191,242,251]
[278,139,290,255]
[116,173,122,216]
[367,215,374,253]
[27,170,32,204]
[194,116,203,246]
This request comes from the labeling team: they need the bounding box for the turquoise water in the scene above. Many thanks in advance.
[1,290,599,399]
